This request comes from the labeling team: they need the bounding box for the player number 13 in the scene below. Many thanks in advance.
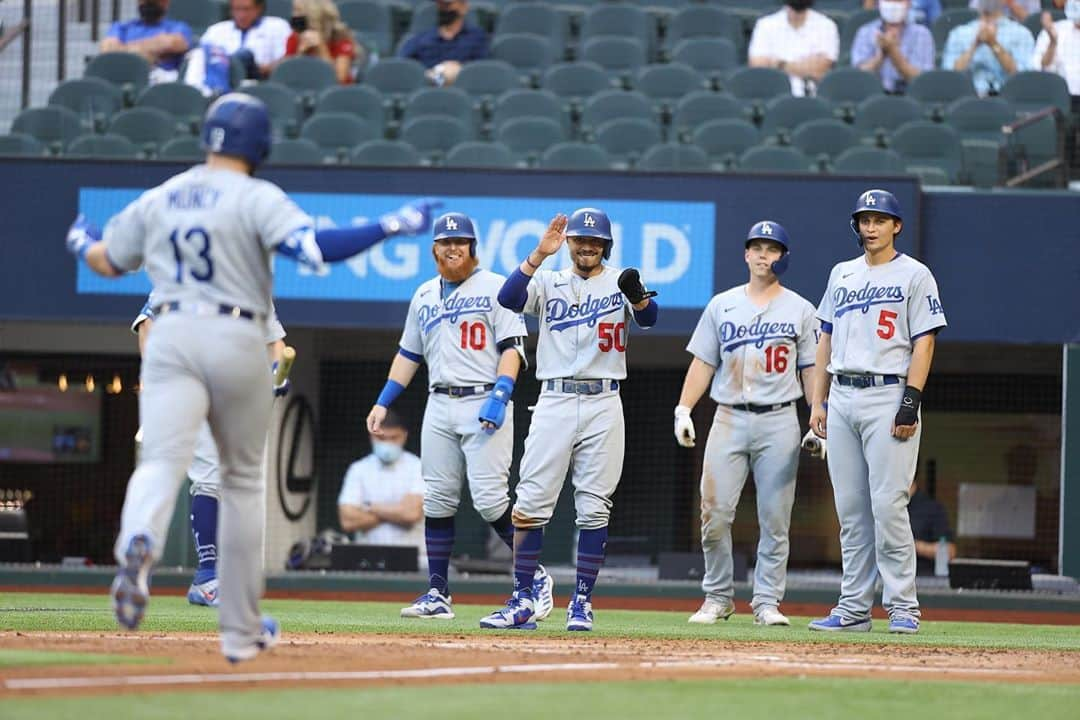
[168,227,214,283]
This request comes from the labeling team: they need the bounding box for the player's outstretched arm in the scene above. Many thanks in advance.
[479,347,523,434]
[66,215,124,278]
[892,333,936,440]
[809,332,832,438]
[673,357,715,448]
[367,352,421,434]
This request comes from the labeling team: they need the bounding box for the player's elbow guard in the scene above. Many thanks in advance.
[277,226,328,275]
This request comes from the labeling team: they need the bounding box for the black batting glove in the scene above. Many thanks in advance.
[894,385,921,427]
[617,268,658,305]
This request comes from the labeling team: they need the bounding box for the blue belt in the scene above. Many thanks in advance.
[835,374,902,388]
[153,301,259,322]
[725,401,794,414]
[545,379,619,395]
[432,384,494,398]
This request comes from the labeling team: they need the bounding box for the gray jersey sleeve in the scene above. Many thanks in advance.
[399,288,424,356]
[266,303,287,343]
[492,299,527,343]
[686,297,722,368]
[103,190,154,271]
[908,268,947,338]
[247,181,315,251]
[796,301,818,369]
[522,272,547,317]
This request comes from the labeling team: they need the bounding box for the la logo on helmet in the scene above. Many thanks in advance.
[584,214,596,227]
[760,222,772,235]
[863,192,877,206]
[446,217,458,230]
[209,127,226,152]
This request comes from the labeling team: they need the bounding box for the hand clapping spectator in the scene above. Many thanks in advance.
[852,0,935,92]
[943,0,1035,96]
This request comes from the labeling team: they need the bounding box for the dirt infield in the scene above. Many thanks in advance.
[3,630,1079,698]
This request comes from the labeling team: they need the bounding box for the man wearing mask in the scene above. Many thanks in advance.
[748,0,840,97]
[943,0,1034,96]
[1033,0,1080,96]
[198,0,292,81]
[337,410,425,563]
[852,0,935,93]
[398,0,489,87]
[863,1,941,27]
[101,0,193,84]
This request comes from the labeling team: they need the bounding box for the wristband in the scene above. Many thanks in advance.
[491,374,514,403]
[376,379,405,408]
[524,253,542,270]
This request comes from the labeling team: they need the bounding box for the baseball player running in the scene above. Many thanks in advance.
[674,221,819,628]
[366,211,554,622]
[480,208,659,632]
[65,92,437,661]
[807,189,947,635]
[131,293,291,608]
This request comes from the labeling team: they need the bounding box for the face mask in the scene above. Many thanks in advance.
[1066,0,1080,22]
[437,8,460,26]
[138,1,165,23]
[786,0,813,11]
[290,14,308,32]
[879,1,907,24]
[372,440,403,465]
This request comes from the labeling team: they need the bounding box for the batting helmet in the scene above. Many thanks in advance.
[850,189,903,245]
[200,93,271,170]
[745,220,791,276]
[432,212,477,257]
[566,207,613,259]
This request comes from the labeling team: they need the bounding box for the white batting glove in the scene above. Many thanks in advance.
[801,428,826,460]
[674,405,696,448]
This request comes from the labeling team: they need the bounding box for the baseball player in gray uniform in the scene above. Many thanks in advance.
[366,211,554,622]
[132,293,290,608]
[808,189,947,635]
[481,208,659,632]
[65,93,437,661]
[674,221,818,628]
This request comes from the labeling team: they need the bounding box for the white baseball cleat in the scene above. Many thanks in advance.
[400,588,455,619]
[532,564,555,621]
[187,577,220,607]
[111,534,153,630]
[688,598,734,625]
[225,616,280,663]
[754,606,790,626]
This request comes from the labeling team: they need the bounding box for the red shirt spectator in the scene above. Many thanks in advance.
[285,0,358,84]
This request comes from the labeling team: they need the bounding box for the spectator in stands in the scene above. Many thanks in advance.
[100,0,192,84]
[199,0,291,81]
[748,0,839,97]
[863,0,942,27]
[398,0,488,87]
[285,0,360,84]
[852,0,935,92]
[1033,1,1080,96]
[943,0,1035,96]
[908,477,956,577]
[969,0,1039,22]
[337,409,425,562]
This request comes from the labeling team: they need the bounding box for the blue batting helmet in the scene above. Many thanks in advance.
[200,93,271,169]
[566,207,613,259]
[850,189,903,245]
[745,220,791,276]
[432,212,477,257]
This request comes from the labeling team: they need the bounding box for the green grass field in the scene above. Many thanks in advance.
[2,593,1079,720]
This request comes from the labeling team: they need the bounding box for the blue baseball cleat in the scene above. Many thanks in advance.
[479,591,537,630]
[807,614,872,632]
[225,616,280,663]
[187,577,220,607]
[888,614,920,634]
[400,588,455,619]
[566,594,594,632]
[111,534,153,630]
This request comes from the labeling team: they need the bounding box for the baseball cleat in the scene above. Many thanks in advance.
[111,533,153,630]
[532,564,554,622]
[400,588,455,619]
[225,616,280,663]
[808,614,872,632]
[688,598,734,625]
[888,615,920,634]
[187,577,220,607]
[753,606,790,626]
[566,594,593,632]
[479,591,536,630]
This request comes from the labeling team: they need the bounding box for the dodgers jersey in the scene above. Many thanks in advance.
[687,286,818,406]
[131,292,286,343]
[400,269,527,388]
[816,253,947,375]
[523,265,644,381]
[103,165,313,316]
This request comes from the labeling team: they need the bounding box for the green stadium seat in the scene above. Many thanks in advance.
[664,5,744,60]
[168,0,224,36]
[581,90,655,135]
[492,89,568,135]
[271,56,339,100]
[108,107,176,155]
[12,106,83,153]
[1001,71,1072,117]
[853,94,924,145]
[496,116,566,163]
[541,62,612,105]
[402,87,476,137]
[349,139,422,167]
[580,37,648,85]
[159,135,205,161]
[85,52,151,101]
[268,138,325,166]
[636,142,709,171]
[242,82,304,138]
[725,66,791,121]
[362,58,427,102]
[671,91,746,140]
[817,67,882,121]
[338,0,394,56]
[66,133,140,159]
[454,60,521,104]
[301,112,379,162]
[908,69,977,119]
[692,118,760,170]
[581,4,656,58]
[316,85,386,135]
[137,83,209,134]
[48,78,122,132]
[445,141,517,168]
[0,132,46,156]
[670,38,738,86]
[889,120,963,184]
[407,3,480,36]
[496,3,568,54]
[539,141,611,170]
[400,115,472,159]
[593,117,663,167]
[633,63,707,112]
[760,96,834,142]
[738,145,814,174]
[492,33,557,79]
[791,119,859,169]
[832,146,908,175]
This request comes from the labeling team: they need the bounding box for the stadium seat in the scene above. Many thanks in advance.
[495,116,566,163]
[268,137,325,166]
[664,5,744,59]
[136,83,209,134]
[349,139,422,167]
[454,60,521,104]
[271,56,339,98]
[906,165,952,185]
[491,34,557,79]
[593,117,663,167]
[337,0,394,56]
[817,67,882,121]
[402,87,476,136]
[0,132,45,156]
[889,120,963,184]
[945,96,1014,141]
[492,89,567,135]
[11,106,83,153]
[496,3,568,53]
[692,118,760,170]
[158,135,204,161]
[832,145,908,175]
[541,62,612,104]
[315,85,386,135]
[167,0,223,36]
[107,107,176,154]
[85,52,151,101]
[363,58,427,101]
[633,63,707,112]
[243,82,304,138]
[853,94,924,145]
[738,145,814,173]
[636,142,709,171]
[907,70,976,119]
[581,90,655,135]
[264,0,291,20]
[791,119,858,169]
[580,37,648,85]
[48,78,122,132]
[301,113,379,162]
[407,2,480,36]
[539,141,612,170]
[580,4,656,58]
[445,141,517,168]
[1023,10,1064,43]
[66,133,140,159]
[725,67,791,121]
[1001,71,1072,117]
[400,115,472,159]
[761,96,834,142]
[669,38,738,86]
[839,9,879,60]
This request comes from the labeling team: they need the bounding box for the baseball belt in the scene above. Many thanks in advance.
[432,384,494,398]
[545,378,620,395]
[152,301,263,323]
[725,401,794,414]
[835,374,903,388]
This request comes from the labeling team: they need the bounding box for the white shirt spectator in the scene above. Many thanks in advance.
[199,14,291,69]
[1034,19,1080,95]
[337,451,425,560]
[748,7,840,96]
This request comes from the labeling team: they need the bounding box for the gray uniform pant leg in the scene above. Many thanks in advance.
[571,394,624,529]
[457,395,513,523]
[514,394,576,525]
[421,394,468,519]
[188,421,221,500]
[700,405,750,604]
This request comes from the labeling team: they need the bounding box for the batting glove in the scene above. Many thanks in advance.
[379,199,443,237]
[801,428,826,460]
[66,214,101,260]
[674,405,695,448]
[479,375,514,435]
[618,268,659,306]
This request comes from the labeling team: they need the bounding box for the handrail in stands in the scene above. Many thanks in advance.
[998,106,1068,189]
[0,0,32,109]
